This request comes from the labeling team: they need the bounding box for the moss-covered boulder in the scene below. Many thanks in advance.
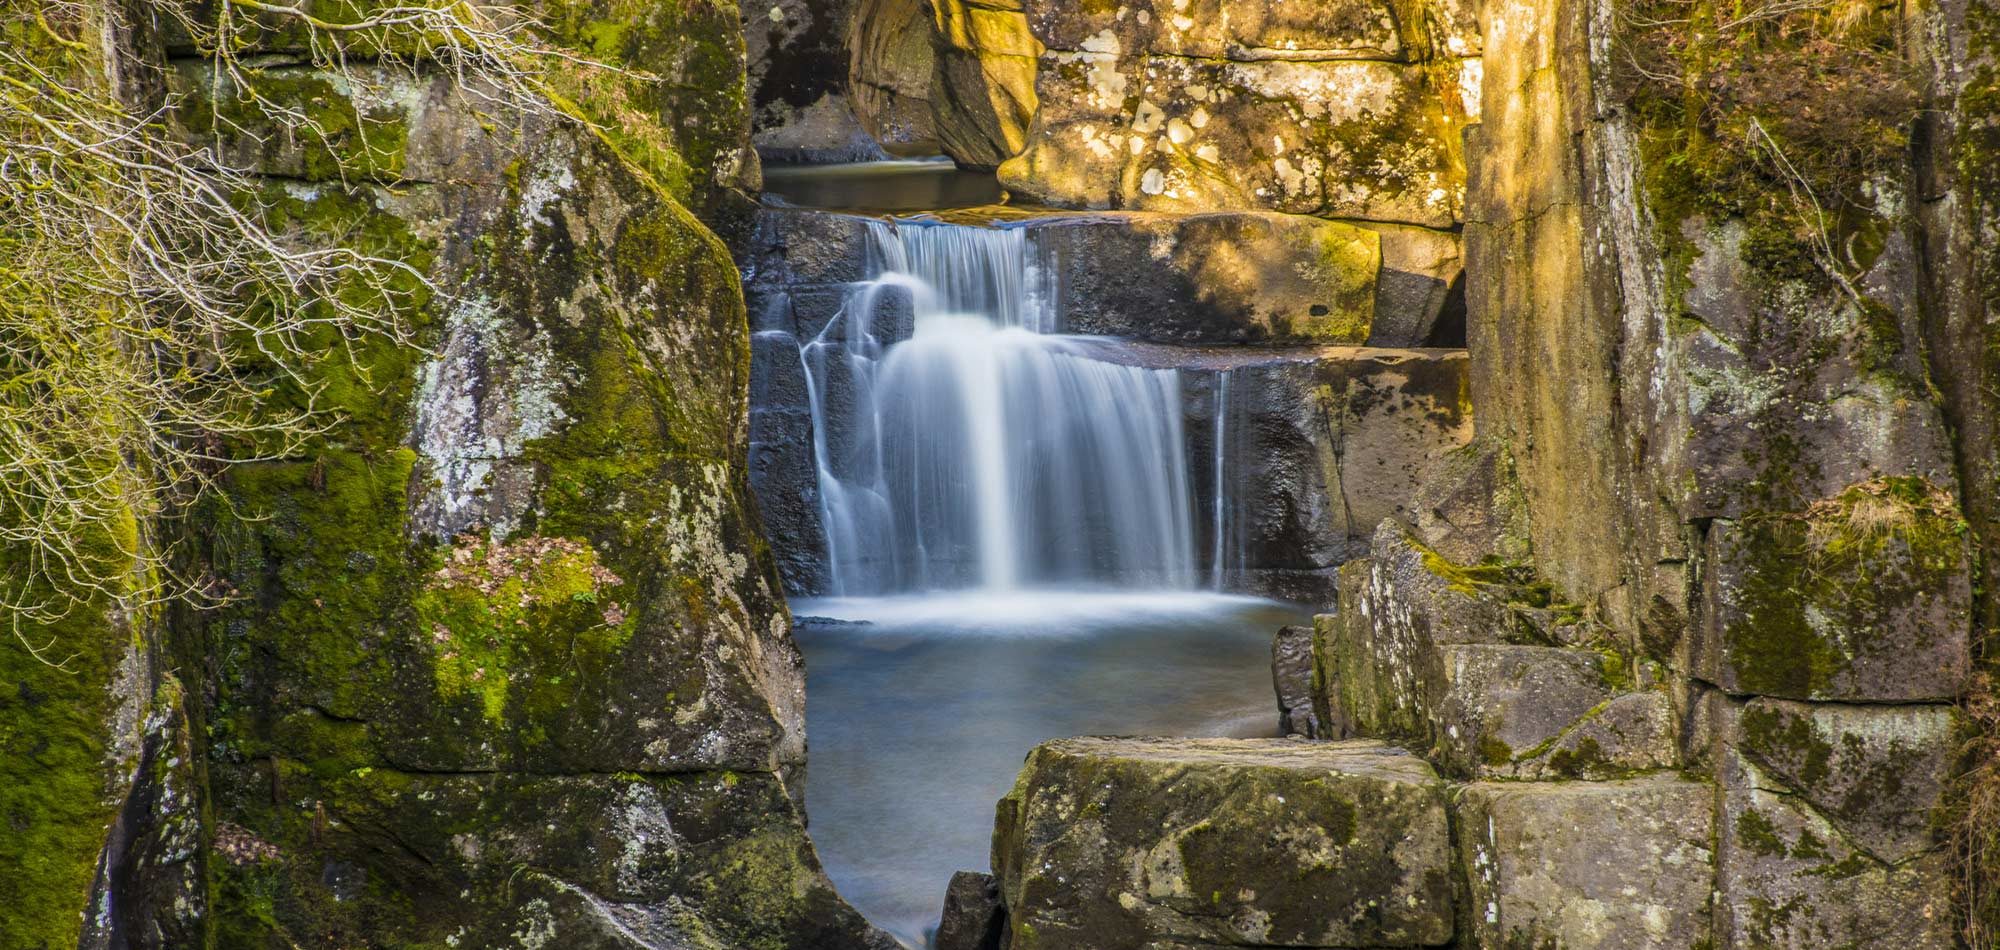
[1457,777,1716,949]
[992,737,1454,950]
[135,4,891,945]
[1695,478,1973,702]
[184,114,886,944]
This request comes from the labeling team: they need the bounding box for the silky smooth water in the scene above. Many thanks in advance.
[762,158,1004,211]
[799,221,1197,595]
[779,215,1281,946]
[796,593,1309,947]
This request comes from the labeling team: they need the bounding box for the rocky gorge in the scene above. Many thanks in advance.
[3,1,1998,950]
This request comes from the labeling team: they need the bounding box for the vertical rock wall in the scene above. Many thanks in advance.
[2,1,890,946]
[1352,0,1994,943]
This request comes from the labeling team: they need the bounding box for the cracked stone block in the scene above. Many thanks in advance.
[1432,644,1609,777]
[1458,776,1716,950]
[1513,690,1681,780]
[993,737,1453,949]
[1721,696,1958,864]
[1715,748,1955,950]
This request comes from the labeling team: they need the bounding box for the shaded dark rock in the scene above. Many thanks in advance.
[1270,625,1318,737]
[934,870,1005,950]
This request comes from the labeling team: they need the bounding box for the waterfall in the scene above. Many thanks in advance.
[797,220,1197,595]
[1210,369,1231,590]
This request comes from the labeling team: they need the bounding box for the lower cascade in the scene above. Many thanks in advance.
[795,220,1197,595]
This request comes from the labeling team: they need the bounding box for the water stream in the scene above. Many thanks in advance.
[774,210,1300,946]
[801,221,1197,594]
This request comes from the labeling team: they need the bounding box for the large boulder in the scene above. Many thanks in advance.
[999,0,1479,226]
[929,0,1041,169]
[1457,777,1717,949]
[130,11,892,947]
[848,0,943,155]
[992,737,1455,949]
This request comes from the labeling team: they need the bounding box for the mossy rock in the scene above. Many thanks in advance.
[993,737,1454,949]
[1697,477,1973,702]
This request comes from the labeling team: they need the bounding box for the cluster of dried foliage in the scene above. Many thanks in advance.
[1618,0,1921,278]
[0,0,604,665]
[1958,668,2000,949]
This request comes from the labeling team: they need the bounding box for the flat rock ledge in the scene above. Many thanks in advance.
[991,737,1454,950]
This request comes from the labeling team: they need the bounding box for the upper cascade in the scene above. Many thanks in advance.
[798,220,1197,595]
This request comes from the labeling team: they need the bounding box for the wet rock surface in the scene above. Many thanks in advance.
[1271,625,1318,737]
[933,870,1007,950]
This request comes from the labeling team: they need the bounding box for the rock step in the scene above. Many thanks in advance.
[986,736,1744,950]
[739,206,1463,348]
[991,737,1455,950]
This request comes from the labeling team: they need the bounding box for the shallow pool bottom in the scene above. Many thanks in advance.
[794,590,1310,946]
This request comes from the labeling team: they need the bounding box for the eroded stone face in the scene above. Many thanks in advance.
[1458,777,1716,950]
[993,737,1455,950]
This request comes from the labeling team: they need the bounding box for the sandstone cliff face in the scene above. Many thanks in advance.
[0,2,888,947]
[998,0,1478,227]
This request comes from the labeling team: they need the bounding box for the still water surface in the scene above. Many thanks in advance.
[794,591,1310,946]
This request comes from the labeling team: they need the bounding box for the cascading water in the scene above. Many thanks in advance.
[1210,368,1233,590]
[797,220,1198,595]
